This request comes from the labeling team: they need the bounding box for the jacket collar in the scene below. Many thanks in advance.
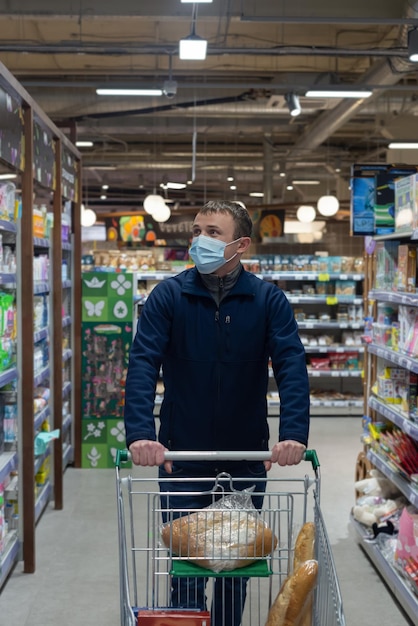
[182,265,256,298]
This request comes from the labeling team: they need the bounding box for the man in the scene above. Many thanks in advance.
[124,200,310,625]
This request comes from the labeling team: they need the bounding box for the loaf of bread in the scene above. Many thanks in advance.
[161,509,278,572]
[265,559,318,626]
[293,522,316,626]
[293,522,315,571]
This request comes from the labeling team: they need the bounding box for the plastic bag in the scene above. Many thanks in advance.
[161,490,278,572]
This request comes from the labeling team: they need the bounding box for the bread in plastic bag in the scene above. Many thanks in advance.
[161,490,278,572]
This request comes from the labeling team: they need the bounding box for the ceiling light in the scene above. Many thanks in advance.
[249,192,264,197]
[292,180,320,185]
[76,141,93,147]
[286,184,294,190]
[152,203,171,223]
[100,195,107,200]
[96,88,163,96]
[305,89,372,98]
[279,172,286,178]
[317,195,339,216]
[101,184,109,190]
[296,205,316,223]
[388,142,418,149]
[81,206,97,227]
[230,185,237,190]
[159,182,187,190]
[285,93,301,117]
[408,28,418,62]
[0,173,17,180]
[179,33,207,60]
[143,193,166,215]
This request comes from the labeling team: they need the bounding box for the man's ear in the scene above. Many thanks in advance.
[238,236,252,253]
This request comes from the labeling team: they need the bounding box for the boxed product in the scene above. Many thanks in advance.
[374,241,399,290]
[136,609,211,625]
[395,174,418,233]
[397,244,417,292]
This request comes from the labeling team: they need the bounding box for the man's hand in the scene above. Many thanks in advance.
[129,440,172,473]
[264,440,306,471]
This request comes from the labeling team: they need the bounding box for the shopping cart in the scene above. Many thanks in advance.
[115,450,345,626]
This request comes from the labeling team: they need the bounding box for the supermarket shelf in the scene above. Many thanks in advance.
[62,413,72,434]
[303,345,364,354]
[351,516,418,624]
[136,271,364,282]
[367,449,418,508]
[0,452,17,484]
[297,321,364,330]
[34,482,51,524]
[367,344,418,374]
[34,365,50,387]
[62,381,72,398]
[287,295,363,305]
[35,450,50,476]
[62,348,72,362]
[0,220,17,234]
[0,367,18,387]
[62,443,73,469]
[257,272,364,282]
[307,369,363,378]
[267,398,363,417]
[0,272,16,287]
[33,281,49,295]
[369,289,418,307]
[0,530,19,590]
[34,404,50,431]
[368,396,418,441]
[33,237,50,248]
[62,315,72,328]
[33,327,49,344]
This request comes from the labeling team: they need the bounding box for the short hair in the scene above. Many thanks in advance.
[198,200,253,238]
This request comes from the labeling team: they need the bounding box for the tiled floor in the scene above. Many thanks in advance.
[0,417,415,625]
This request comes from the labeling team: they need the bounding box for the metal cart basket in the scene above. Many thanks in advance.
[115,450,345,626]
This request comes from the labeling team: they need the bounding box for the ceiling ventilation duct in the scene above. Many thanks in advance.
[291,0,418,154]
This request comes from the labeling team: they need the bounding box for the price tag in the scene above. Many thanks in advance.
[318,273,330,282]
[326,296,338,305]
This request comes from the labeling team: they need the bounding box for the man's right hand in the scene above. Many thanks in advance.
[128,440,172,473]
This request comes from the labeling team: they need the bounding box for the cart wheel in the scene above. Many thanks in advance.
[354,450,373,500]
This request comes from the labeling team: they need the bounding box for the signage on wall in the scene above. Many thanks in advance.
[251,209,285,243]
[33,118,56,189]
[0,84,24,170]
[62,147,78,201]
[105,214,194,247]
[350,163,418,236]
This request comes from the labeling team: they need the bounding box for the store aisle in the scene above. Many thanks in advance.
[0,417,414,626]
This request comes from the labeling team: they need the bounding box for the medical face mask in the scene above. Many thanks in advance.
[189,234,241,274]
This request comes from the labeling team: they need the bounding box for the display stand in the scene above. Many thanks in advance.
[0,60,81,582]
[354,234,418,623]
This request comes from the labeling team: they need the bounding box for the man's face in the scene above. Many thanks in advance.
[191,211,236,244]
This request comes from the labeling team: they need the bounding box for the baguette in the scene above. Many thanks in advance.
[293,522,315,571]
[293,522,316,626]
[161,509,278,572]
[265,559,318,626]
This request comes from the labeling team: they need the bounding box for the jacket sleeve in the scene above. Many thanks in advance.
[267,286,310,446]
[124,281,173,448]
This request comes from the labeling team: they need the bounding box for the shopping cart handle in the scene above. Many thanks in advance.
[116,448,320,469]
[304,449,320,470]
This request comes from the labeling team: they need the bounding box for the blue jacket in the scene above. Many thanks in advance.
[124,266,310,455]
